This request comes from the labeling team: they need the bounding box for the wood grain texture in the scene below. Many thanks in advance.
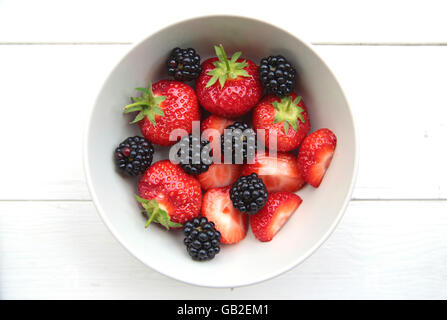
[1,200,446,299]
[0,45,128,200]
[0,45,446,200]
[314,45,447,200]
[1,0,447,44]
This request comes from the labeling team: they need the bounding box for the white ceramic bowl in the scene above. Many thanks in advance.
[84,15,358,287]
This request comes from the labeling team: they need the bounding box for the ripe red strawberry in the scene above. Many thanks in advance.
[242,152,305,193]
[252,93,310,152]
[137,160,202,229]
[201,186,248,244]
[198,163,242,190]
[195,45,262,118]
[251,192,302,242]
[200,114,235,143]
[123,80,200,146]
[297,128,337,188]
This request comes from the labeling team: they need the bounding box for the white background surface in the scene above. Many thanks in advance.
[1,0,447,299]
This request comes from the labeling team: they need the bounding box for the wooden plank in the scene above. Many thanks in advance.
[0,45,446,200]
[1,200,446,299]
[0,45,128,200]
[314,45,447,199]
[1,0,447,44]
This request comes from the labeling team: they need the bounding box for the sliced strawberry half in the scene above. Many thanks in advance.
[201,186,248,244]
[198,163,242,190]
[201,115,235,143]
[251,192,302,242]
[297,128,337,188]
[242,152,305,193]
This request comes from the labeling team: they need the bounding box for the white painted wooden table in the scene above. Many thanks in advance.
[1,0,447,299]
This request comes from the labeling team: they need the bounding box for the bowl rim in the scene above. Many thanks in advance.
[83,13,359,288]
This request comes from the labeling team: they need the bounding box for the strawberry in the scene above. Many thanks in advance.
[252,93,310,152]
[242,152,305,193]
[200,115,235,161]
[137,160,202,229]
[201,186,248,244]
[198,163,242,190]
[195,45,262,118]
[251,192,302,242]
[123,80,200,146]
[200,115,235,143]
[297,128,337,188]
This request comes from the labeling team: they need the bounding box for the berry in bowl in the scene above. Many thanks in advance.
[84,15,358,287]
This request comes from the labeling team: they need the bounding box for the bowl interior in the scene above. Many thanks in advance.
[85,16,357,287]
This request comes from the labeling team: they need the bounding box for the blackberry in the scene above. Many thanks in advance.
[167,47,202,81]
[259,55,296,97]
[114,136,154,176]
[221,122,256,164]
[176,134,212,175]
[230,173,268,215]
[183,217,221,261]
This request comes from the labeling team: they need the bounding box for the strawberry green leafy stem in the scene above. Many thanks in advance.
[206,45,250,88]
[136,195,182,230]
[123,82,166,126]
[273,95,305,135]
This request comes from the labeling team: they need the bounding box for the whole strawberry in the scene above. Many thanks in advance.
[253,93,310,152]
[137,160,202,229]
[297,128,337,188]
[195,45,262,118]
[124,80,200,146]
